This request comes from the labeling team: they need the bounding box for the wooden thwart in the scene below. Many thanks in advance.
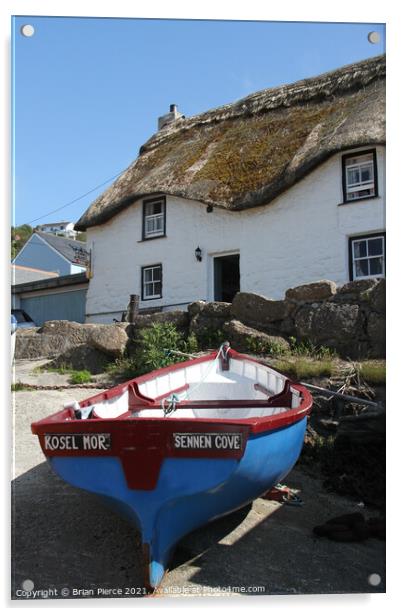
[131,381,292,412]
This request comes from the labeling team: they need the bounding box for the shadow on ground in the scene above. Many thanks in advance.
[12,463,385,599]
[11,462,250,599]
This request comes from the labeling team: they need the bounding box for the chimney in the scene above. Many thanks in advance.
[157,104,184,131]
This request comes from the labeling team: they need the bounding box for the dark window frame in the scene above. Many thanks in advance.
[348,232,386,281]
[142,196,166,241]
[341,148,379,204]
[141,263,163,301]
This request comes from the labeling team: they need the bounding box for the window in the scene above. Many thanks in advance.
[349,233,385,281]
[142,197,166,240]
[141,264,162,300]
[342,149,378,202]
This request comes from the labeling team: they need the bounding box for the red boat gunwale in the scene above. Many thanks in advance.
[31,350,312,490]
[32,349,312,435]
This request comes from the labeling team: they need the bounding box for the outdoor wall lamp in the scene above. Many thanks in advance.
[195,246,202,262]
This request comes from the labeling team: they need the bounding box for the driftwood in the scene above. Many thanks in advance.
[300,382,382,410]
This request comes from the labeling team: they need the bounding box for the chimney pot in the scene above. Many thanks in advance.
[158,104,184,131]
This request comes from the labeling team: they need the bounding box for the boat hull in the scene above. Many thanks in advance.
[48,416,307,589]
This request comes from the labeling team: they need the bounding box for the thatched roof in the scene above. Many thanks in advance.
[75,54,385,231]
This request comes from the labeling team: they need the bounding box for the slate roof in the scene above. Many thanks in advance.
[11,264,59,285]
[35,231,87,264]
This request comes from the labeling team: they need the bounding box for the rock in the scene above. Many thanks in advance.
[38,320,96,345]
[15,333,71,359]
[202,302,231,318]
[333,279,379,303]
[89,325,129,358]
[223,320,290,354]
[364,278,385,315]
[279,317,296,336]
[48,344,111,374]
[285,280,337,302]
[133,310,189,332]
[188,304,231,342]
[231,292,289,329]
[294,302,362,357]
[187,301,206,317]
[367,312,386,358]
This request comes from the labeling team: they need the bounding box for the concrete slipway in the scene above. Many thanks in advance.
[11,360,385,600]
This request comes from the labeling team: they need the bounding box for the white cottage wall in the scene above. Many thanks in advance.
[85,147,385,323]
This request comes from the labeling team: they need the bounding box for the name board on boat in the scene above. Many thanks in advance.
[173,432,243,451]
[44,433,111,451]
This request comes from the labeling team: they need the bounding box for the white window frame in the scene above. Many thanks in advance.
[350,234,385,281]
[142,197,166,240]
[342,149,378,203]
[142,264,162,300]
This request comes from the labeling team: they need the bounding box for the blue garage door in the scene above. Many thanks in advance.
[21,289,87,326]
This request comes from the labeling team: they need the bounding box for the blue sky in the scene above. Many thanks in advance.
[12,17,385,227]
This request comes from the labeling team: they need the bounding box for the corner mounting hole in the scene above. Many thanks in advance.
[21,24,35,37]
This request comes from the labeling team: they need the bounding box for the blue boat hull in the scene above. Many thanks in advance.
[49,416,307,589]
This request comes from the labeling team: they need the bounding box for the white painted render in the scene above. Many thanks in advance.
[85,146,385,323]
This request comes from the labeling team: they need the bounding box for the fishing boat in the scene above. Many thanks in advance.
[31,344,312,590]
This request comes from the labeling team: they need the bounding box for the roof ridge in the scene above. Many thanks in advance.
[36,230,86,246]
[141,54,385,155]
[75,54,385,231]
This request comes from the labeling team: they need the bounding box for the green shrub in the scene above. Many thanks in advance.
[136,322,185,372]
[108,322,199,381]
[69,370,92,384]
[106,357,138,381]
[245,336,287,357]
[196,328,224,350]
[288,336,336,359]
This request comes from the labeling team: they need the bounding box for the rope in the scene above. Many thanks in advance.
[160,342,230,416]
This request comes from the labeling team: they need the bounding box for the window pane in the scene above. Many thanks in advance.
[144,269,153,282]
[369,257,384,276]
[353,240,367,259]
[145,201,162,215]
[154,281,162,296]
[355,259,369,277]
[360,163,373,183]
[368,238,383,256]
[346,153,372,166]
[347,168,360,185]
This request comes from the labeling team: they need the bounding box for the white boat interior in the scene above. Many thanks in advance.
[83,356,302,421]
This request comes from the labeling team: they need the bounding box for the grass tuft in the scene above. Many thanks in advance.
[357,361,386,385]
[11,381,33,392]
[69,370,92,385]
[274,358,334,380]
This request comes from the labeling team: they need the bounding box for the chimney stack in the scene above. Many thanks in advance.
[158,104,184,131]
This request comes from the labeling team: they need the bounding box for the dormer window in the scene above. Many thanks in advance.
[142,196,166,240]
[342,149,378,203]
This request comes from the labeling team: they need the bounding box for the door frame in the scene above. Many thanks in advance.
[207,250,240,302]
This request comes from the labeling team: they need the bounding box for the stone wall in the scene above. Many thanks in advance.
[15,278,385,364]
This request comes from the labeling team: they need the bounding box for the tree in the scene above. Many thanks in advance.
[11,224,33,260]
